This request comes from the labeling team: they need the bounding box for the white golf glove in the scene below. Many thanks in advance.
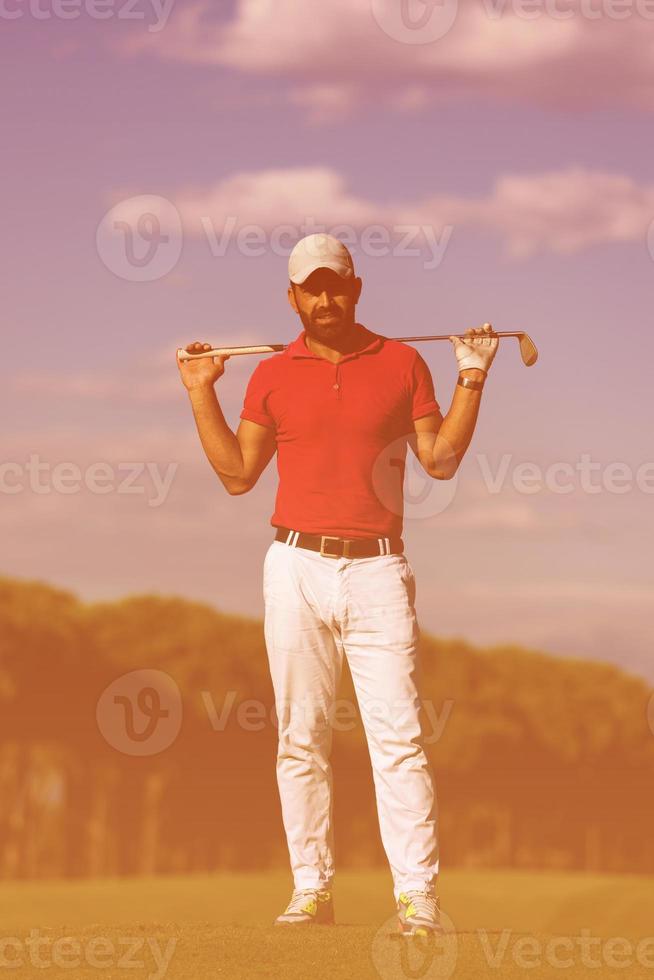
[449,323,499,375]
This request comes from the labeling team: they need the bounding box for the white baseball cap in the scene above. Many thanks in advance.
[288,233,356,285]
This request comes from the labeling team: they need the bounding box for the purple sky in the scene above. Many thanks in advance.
[2,1,653,682]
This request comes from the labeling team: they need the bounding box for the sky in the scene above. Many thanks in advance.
[1,0,653,682]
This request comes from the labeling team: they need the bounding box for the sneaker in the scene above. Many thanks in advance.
[396,888,442,936]
[274,887,335,926]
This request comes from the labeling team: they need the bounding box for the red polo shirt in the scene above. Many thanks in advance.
[239,325,441,539]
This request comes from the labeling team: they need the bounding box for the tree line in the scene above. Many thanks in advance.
[1,575,652,879]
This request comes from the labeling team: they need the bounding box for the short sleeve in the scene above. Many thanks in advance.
[240,362,276,429]
[410,351,441,420]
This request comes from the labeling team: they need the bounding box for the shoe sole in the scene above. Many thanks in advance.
[274,919,335,927]
[274,910,335,927]
[397,920,442,938]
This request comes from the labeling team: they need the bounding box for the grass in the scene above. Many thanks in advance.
[0,869,653,979]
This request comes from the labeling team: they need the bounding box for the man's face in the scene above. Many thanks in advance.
[288,268,362,343]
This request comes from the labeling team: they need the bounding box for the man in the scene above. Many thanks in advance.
[177,233,497,935]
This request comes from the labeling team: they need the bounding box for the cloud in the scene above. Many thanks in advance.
[432,500,568,530]
[288,85,362,125]
[468,169,654,256]
[9,336,263,406]
[12,372,177,404]
[115,165,654,257]
[171,167,387,233]
[116,0,654,116]
[461,581,654,604]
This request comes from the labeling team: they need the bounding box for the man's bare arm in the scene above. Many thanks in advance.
[178,341,276,495]
[187,388,276,494]
[410,324,498,481]
[410,367,486,481]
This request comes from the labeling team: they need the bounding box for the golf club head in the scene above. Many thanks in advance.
[518,333,538,366]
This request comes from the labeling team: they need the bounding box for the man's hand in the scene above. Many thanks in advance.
[177,341,230,392]
[449,323,498,376]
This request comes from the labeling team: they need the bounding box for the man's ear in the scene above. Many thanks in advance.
[352,277,363,304]
[288,282,299,313]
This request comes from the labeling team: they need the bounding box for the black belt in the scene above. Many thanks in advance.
[275,526,404,559]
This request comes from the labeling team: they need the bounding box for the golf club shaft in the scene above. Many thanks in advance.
[177,331,530,361]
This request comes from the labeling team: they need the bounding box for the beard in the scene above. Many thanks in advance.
[300,308,355,345]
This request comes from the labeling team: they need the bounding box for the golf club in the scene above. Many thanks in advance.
[177,331,538,367]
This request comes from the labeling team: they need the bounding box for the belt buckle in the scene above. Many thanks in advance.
[320,535,342,558]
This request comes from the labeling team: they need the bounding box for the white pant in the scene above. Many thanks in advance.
[262,538,439,902]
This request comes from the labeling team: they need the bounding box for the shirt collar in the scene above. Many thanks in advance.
[287,324,384,362]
